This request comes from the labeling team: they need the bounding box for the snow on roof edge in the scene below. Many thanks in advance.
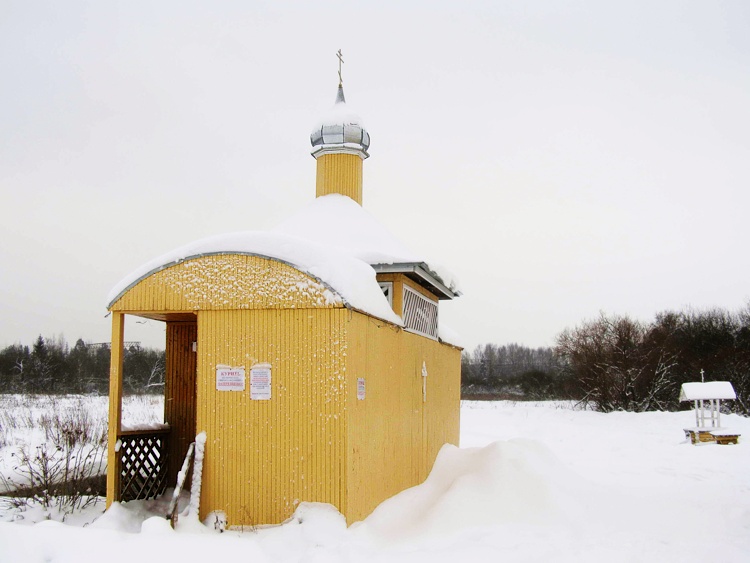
[679,381,737,401]
[438,323,463,349]
[106,231,403,326]
[107,250,342,309]
[107,195,460,332]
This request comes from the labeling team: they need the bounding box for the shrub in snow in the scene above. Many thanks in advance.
[202,510,227,532]
[0,400,107,519]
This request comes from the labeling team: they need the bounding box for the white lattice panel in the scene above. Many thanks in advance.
[402,285,438,339]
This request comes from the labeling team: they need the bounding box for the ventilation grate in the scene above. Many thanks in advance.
[402,285,438,339]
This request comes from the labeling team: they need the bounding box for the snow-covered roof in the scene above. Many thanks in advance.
[275,195,459,297]
[274,194,419,264]
[107,194,459,324]
[107,228,401,325]
[679,381,737,401]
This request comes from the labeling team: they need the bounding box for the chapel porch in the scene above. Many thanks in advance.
[107,312,198,506]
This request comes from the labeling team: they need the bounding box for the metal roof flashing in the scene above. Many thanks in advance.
[371,262,460,300]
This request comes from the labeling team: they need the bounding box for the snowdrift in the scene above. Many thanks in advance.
[3,402,750,562]
[357,440,583,543]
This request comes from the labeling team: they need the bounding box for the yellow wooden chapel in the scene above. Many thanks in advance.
[105,76,462,527]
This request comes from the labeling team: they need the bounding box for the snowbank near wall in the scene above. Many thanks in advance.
[355,440,584,544]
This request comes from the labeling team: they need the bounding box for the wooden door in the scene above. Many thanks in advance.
[164,321,198,486]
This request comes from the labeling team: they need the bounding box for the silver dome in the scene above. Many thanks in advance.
[310,86,370,158]
[310,124,371,151]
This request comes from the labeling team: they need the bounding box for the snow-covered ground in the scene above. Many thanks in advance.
[1,400,748,562]
[0,394,163,493]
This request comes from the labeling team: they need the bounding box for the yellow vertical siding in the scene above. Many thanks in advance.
[164,322,198,484]
[315,153,363,204]
[195,308,349,527]
[344,312,461,523]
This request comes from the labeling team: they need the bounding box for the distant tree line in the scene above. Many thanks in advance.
[463,305,750,415]
[0,335,165,395]
[5,304,750,414]
[461,343,569,400]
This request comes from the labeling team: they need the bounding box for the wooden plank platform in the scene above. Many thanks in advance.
[711,432,740,445]
[684,429,716,444]
[684,429,741,445]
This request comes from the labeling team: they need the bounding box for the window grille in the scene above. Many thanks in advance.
[378,281,393,308]
[402,285,439,339]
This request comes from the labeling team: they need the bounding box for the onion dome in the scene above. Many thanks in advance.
[310,85,370,159]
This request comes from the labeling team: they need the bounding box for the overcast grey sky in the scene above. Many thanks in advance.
[1,1,749,352]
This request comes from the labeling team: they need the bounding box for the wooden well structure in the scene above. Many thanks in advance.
[680,381,740,445]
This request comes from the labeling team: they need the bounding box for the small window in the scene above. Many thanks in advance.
[402,285,438,339]
[378,281,393,308]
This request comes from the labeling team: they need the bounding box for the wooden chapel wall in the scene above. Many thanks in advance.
[344,311,461,523]
[195,307,350,528]
[165,321,198,485]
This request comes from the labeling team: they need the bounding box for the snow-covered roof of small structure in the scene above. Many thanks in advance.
[679,381,737,401]
[107,194,459,324]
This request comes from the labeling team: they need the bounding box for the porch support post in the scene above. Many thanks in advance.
[106,312,125,508]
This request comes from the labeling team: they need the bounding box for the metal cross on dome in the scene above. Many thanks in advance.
[337,49,344,86]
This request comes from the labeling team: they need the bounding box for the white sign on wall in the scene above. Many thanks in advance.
[216,366,245,391]
[250,363,272,400]
[357,377,366,400]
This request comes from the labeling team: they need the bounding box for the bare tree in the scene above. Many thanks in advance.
[556,313,679,412]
